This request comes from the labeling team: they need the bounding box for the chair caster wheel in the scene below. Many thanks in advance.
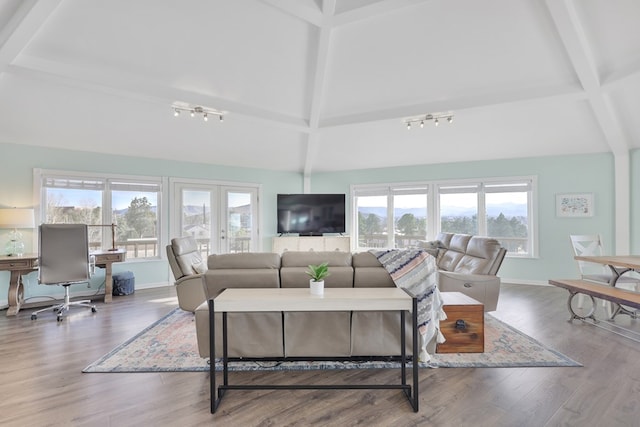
[31,314,37,320]
[91,307,97,313]
[57,315,63,322]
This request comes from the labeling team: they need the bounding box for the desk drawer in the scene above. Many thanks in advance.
[94,253,125,263]
[0,259,33,270]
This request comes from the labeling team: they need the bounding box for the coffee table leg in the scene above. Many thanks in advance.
[209,299,219,414]
[412,296,419,412]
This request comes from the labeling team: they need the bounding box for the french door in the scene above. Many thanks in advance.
[171,179,259,255]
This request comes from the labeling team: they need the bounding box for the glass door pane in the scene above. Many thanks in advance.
[180,189,215,257]
[222,188,257,253]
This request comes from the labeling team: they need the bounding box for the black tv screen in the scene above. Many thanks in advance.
[277,194,346,235]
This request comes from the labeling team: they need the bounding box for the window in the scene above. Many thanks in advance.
[353,176,536,258]
[353,185,429,250]
[36,170,163,260]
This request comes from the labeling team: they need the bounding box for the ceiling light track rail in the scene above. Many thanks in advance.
[172,104,225,122]
[404,112,454,129]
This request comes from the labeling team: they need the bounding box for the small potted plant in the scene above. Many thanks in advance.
[306,262,330,295]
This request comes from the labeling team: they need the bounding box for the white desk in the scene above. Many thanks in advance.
[209,287,419,413]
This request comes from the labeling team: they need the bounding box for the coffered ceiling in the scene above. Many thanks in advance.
[0,0,639,174]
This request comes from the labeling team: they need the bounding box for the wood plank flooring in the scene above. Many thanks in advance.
[1,283,640,426]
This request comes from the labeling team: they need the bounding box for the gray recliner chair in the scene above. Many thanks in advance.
[166,236,207,312]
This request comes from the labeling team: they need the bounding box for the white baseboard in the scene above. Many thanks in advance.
[501,278,550,287]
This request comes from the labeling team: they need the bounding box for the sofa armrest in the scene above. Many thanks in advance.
[174,274,206,312]
[438,271,500,312]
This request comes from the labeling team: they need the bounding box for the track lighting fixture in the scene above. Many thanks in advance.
[171,103,225,123]
[404,112,454,129]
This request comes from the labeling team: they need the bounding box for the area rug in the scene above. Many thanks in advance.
[83,308,581,373]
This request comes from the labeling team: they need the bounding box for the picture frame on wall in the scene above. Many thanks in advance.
[556,193,594,218]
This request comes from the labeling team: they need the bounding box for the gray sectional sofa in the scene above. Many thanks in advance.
[189,232,506,359]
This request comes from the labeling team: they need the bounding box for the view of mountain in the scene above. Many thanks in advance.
[358,202,527,219]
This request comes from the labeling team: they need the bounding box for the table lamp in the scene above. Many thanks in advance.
[0,208,35,256]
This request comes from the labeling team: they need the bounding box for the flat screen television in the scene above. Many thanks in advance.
[277,194,346,236]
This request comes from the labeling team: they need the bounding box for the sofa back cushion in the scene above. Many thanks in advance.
[437,233,471,272]
[435,232,506,275]
[168,236,207,279]
[205,253,281,298]
[280,251,353,288]
[352,252,395,288]
[208,252,280,270]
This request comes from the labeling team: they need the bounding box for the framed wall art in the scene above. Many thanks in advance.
[556,193,594,218]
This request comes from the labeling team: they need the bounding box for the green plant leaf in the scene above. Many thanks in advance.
[305,262,330,282]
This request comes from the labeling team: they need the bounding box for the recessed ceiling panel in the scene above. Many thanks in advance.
[19,0,315,118]
[324,0,576,117]
[575,0,640,80]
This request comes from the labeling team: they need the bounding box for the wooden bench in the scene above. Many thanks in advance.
[548,279,640,321]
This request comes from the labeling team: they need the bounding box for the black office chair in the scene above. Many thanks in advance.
[31,224,97,321]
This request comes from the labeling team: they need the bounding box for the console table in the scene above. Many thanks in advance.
[2,249,125,316]
[209,287,419,413]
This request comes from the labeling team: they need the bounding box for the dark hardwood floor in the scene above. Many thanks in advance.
[1,283,639,427]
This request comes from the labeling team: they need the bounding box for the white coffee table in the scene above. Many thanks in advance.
[209,287,419,413]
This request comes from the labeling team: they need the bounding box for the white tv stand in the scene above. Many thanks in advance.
[272,236,351,253]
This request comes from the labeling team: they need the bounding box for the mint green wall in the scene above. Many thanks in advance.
[632,149,640,254]
[0,142,302,304]
[312,153,617,283]
[0,140,632,305]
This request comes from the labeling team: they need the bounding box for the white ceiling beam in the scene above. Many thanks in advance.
[261,0,323,27]
[303,0,336,179]
[332,0,431,27]
[0,0,62,74]
[545,0,629,156]
[546,0,631,254]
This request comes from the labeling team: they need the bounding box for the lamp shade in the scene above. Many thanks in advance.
[0,208,35,229]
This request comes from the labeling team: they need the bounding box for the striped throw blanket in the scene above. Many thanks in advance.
[370,249,446,362]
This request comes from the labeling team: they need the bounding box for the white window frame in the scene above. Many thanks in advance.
[352,175,538,258]
[169,177,262,254]
[34,168,167,261]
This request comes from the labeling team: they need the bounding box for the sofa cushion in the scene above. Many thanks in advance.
[208,252,280,269]
[455,236,505,275]
[280,251,352,267]
[170,236,207,277]
[352,252,395,288]
[280,251,354,288]
[205,253,281,298]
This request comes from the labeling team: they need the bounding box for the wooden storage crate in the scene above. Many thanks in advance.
[436,292,484,353]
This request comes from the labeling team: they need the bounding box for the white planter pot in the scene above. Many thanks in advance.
[310,280,324,296]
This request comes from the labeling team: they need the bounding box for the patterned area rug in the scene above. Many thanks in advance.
[83,308,581,373]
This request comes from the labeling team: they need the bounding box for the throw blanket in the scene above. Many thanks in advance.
[370,249,446,362]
